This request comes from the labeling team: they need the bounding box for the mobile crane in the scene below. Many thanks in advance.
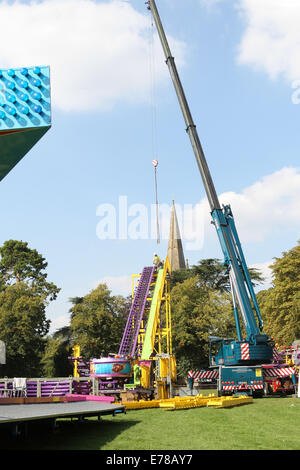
[146,0,277,395]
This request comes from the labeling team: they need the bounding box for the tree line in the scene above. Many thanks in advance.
[0,239,299,378]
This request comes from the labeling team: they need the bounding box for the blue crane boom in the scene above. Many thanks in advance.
[146,0,273,365]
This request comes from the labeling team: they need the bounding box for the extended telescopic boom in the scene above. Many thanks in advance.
[146,0,220,212]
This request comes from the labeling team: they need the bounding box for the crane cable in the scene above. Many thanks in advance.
[148,10,160,244]
[152,158,160,244]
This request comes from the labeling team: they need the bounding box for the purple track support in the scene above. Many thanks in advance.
[118,266,154,357]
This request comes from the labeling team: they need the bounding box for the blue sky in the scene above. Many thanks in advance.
[0,0,299,332]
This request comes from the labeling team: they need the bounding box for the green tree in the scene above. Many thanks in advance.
[170,267,192,288]
[192,259,230,291]
[0,240,59,300]
[171,276,235,373]
[41,327,73,377]
[257,241,300,345]
[171,258,265,291]
[70,284,128,360]
[0,283,50,376]
[0,240,60,377]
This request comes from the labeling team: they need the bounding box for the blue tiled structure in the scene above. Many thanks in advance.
[0,65,51,181]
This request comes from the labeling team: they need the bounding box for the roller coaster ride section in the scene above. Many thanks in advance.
[141,257,172,361]
[118,266,154,358]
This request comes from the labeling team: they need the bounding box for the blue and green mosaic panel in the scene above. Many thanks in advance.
[0,65,51,181]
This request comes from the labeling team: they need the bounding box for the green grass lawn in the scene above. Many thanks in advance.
[1,395,300,451]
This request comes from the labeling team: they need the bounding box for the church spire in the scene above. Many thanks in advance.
[167,200,186,271]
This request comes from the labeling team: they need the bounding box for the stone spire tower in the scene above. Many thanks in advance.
[167,200,186,271]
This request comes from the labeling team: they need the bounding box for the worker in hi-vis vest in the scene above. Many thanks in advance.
[153,253,163,271]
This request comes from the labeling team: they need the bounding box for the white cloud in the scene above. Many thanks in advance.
[250,260,273,288]
[96,274,132,296]
[218,167,300,243]
[49,314,71,333]
[0,0,185,112]
[237,0,300,83]
[183,167,300,251]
